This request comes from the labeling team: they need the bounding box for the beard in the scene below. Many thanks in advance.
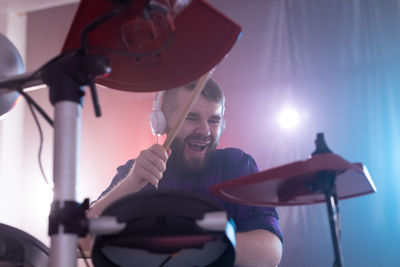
[168,133,218,175]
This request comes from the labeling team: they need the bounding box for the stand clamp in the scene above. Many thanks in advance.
[48,199,90,238]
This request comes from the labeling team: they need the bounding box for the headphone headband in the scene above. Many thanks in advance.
[149,86,226,136]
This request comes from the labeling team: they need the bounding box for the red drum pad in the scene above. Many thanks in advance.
[62,0,242,92]
[211,153,376,207]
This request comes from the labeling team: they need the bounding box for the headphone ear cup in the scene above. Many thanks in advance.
[149,110,167,135]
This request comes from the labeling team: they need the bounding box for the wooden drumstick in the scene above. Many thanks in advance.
[163,71,212,150]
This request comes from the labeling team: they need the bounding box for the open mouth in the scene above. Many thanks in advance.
[186,140,210,153]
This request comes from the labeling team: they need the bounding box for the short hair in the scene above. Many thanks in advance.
[182,78,225,107]
[161,78,225,116]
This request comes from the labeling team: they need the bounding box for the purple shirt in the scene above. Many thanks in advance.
[100,147,282,241]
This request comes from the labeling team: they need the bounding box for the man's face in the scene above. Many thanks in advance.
[165,89,224,174]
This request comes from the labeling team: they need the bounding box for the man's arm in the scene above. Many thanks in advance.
[222,150,282,266]
[87,144,169,217]
[235,229,282,267]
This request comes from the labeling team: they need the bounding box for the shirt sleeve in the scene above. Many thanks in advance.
[222,148,283,242]
[95,159,134,202]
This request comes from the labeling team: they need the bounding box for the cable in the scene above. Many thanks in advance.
[88,29,175,59]
[81,4,127,56]
[159,249,182,267]
[25,98,50,186]
[19,90,54,127]
[159,254,173,267]
[78,244,91,267]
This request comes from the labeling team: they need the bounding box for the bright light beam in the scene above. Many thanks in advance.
[279,108,300,129]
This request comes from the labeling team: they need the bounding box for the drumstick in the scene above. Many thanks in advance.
[162,71,212,149]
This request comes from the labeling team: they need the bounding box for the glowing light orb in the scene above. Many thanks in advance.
[279,108,300,129]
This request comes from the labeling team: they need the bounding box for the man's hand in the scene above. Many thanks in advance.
[126,144,170,191]
[87,144,170,218]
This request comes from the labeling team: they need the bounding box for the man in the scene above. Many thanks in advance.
[88,78,283,267]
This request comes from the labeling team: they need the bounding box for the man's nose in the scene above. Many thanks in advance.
[194,120,211,136]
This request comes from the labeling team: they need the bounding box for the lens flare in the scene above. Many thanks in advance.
[279,108,299,129]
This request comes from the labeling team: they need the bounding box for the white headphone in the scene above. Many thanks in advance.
[149,91,167,135]
[149,89,226,136]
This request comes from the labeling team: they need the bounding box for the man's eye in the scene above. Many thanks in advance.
[209,120,220,124]
[186,116,196,121]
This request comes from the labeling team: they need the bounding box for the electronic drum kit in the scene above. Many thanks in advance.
[0,0,376,266]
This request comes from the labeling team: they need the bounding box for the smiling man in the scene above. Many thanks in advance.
[163,80,224,175]
[88,78,283,267]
